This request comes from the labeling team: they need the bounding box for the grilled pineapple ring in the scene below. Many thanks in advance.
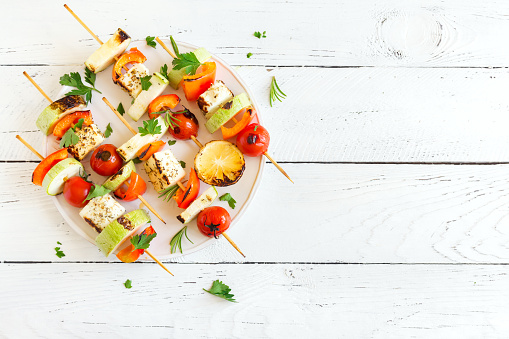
[194,140,245,187]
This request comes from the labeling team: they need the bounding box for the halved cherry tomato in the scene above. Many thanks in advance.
[112,47,147,82]
[53,111,93,138]
[116,226,156,263]
[167,109,199,140]
[182,62,216,101]
[136,141,165,161]
[147,94,181,120]
[173,168,200,209]
[63,176,92,208]
[31,148,68,186]
[236,123,270,157]
[197,206,231,238]
[221,107,256,140]
[90,144,124,176]
[114,171,147,201]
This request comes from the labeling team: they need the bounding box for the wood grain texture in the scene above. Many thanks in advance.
[7,66,509,163]
[1,263,509,338]
[2,0,509,67]
[5,162,509,264]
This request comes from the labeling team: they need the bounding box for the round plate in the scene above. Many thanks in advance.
[44,40,264,259]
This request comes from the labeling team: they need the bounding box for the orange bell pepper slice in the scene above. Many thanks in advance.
[147,94,181,119]
[116,226,156,263]
[135,141,166,161]
[173,168,200,209]
[112,47,147,82]
[32,148,68,186]
[52,111,93,138]
[182,62,216,102]
[221,107,256,140]
[114,171,147,201]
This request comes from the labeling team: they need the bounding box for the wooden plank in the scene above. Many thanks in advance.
[2,0,509,67]
[1,263,508,338]
[5,162,509,264]
[8,66,509,162]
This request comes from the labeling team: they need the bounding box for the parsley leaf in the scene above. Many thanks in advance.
[219,193,236,209]
[160,64,169,81]
[84,67,96,87]
[59,127,80,148]
[55,246,65,258]
[179,160,186,169]
[132,157,142,164]
[146,36,156,48]
[104,123,113,138]
[247,53,253,58]
[124,279,132,289]
[172,52,201,75]
[138,118,162,136]
[254,31,266,39]
[84,184,111,202]
[131,232,157,250]
[117,102,125,116]
[74,118,84,130]
[57,241,62,245]
[167,139,177,146]
[140,75,152,91]
[254,125,259,131]
[203,280,236,302]
[59,71,101,104]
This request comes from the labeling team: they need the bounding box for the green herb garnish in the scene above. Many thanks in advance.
[164,112,182,131]
[59,118,84,148]
[138,118,162,136]
[130,231,157,250]
[203,280,236,302]
[167,139,177,146]
[57,241,62,245]
[179,160,186,169]
[132,157,142,164]
[169,226,193,254]
[104,123,113,138]
[84,67,97,87]
[158,184,179,202]
[247,53,253,58]
[160,64,170,81]
[172,52,202,75]
[140,75,152,91]
[59,71,101,103]
[124,279,132,289]
[254,31,266,39]
[84,184,111,202]
[170,35,180,56]
[145,36,156,48]
[269,76,286,107]
[254,125,258,131]
[117,102,125,116]
[55,246,65,258]
[219,193,236,209]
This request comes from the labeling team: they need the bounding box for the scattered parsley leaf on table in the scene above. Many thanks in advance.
[203,280,237,302]
[179,160,186,169]
[219,193,236,209]
[84,184,111,202]
[57,241,62,245]
[140,75,152,91]
[55,246,65,258]
[254,31,266,39]
[124,279,132,289]
[247,53,253,58]
[172,52,202,75]
[59,71,101,103]
[117,102,125,116]
[131,232,157,250]
[104,123,113,138]
[146,36,157,48]
[139,118,162,136]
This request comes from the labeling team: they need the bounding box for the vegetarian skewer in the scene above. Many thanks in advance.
[155,38,293,183]
[16,135,173,275]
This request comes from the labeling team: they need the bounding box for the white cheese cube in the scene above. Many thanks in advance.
[85,28,131,73]
[127,73,168,121]
[116,116,168,161]
[67,124,105,161]
[115,63,149,98]
[79,194,126,233]
[197,80,234,120]
[144,149,186,192]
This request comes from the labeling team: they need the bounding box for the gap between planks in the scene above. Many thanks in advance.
[5,261,509,265]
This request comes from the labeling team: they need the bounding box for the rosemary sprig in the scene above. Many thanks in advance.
[170,35,180,57]
[158,184,179,202]
[164,112,182,130]
[269,76,286,107]
[170,226,194,254]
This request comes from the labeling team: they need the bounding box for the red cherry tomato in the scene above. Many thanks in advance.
[63,176,93,208]
[197,206,231,238]
[114,172,147,201]
[168,109,199,140]
[236,123,270,157]
[90,144,123,176]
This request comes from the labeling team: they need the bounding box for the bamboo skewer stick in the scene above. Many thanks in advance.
[16,135,44,160]
[222,233,245,257]
[102,97,138,134]
[63,4,103,45]
[137,195,166,225]
[155,37,177,58]
[145,250,174,276]
[23,72,52,103]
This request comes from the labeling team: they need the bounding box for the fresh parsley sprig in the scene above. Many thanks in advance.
[124,279,132,289]
[254,31,266,39]
[203,280,237,302]
[131,231,157,250]
[160,64,170,81]
[169,226,193,254]
[140,75,152,91]
[104,123,113,138]
[138,118,162,136]
[158,184,179,202]
[55,242,65,258]
[84,184,111,202]
[59,118,84,148]
[172,52,202,75]
[60,71,101,103]
[117,102,125,116]
[219,193,236,209]
[269,76,286,107]
[146,36,156,48]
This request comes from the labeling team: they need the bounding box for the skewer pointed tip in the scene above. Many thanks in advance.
[263,152,294,183]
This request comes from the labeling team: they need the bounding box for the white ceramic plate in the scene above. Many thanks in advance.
[44,39,264,259]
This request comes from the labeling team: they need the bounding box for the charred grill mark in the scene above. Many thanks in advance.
[138,145,151,160]
[116,28,130,43]
[177,215,185,224]
[84,217,102,233]
[117,216,134,231]
[222,100,233,110]
[50,95,85,112]
[197,97,208,113]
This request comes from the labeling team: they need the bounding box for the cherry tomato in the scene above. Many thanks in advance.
[236,123,270,157]
[114,172,147,201]
[197,206,231,238]
[90,144,123,176]
[168,109,199,140]
[63,176,93,208]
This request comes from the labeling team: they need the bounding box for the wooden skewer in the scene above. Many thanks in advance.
[63,4,103,45]
[102,97,138,135]
[23,72,52,103]
[16,135,44,160]
[222,233,245,257]
[155,37,177,59]
[145,250,174,275]
[190,135,203,148]
[137,195,166,224]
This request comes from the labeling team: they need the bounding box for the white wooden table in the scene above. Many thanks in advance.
[3,1,509,337]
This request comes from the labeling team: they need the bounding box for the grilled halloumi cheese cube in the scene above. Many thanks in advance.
[115,63,149,98]
[116,116,168,161]
[127,72,168,121]
[85,28,131,73]
[197,80,234,120]
[144,149,186,192]
[67,124,105,161]
[79,194,126,233]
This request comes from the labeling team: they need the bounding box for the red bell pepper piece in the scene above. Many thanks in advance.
[136,141,166,161]
[112,48,147,83]
[114,172,147,201]
[147,94,181,119]
[182,62,216,102]
[32,148,69,186]
[173,168,200,209]
[116,226,156,263]
[52,111,93,138]
[221,106,256,140]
